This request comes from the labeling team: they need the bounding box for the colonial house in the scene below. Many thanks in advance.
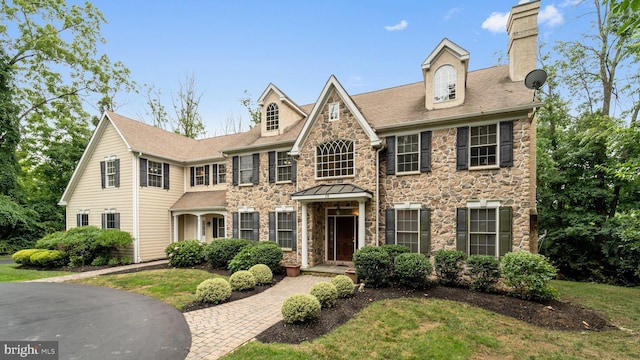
[59,1,541,266]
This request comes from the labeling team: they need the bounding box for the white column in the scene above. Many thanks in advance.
[173,214,179,243]
[197,214,202,242]
[301,203,309,268]
[358,200,366,249]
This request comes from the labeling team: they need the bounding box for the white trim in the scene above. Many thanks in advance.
[329,102,340,121]
[133,152,140,263]
[257,83,307,118]
[393,201,422,210]
[238,206,255,213]
[468,122,500,169]
[301,203,309,268]
[421,38,470,70]
[467,199,501,209]
[275,205,295,212]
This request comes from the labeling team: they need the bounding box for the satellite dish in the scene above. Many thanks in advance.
[525,69,547,90]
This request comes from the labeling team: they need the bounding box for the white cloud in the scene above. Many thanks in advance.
[444,7,461,21]
[559,0,582,7]
[384,20,408,31]
[539,5,563,27]
[481,12,509,34]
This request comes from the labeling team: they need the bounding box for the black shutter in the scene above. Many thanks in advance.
[499,206,513,256]
[163,163,170,189]
[140,158,148,187]
[212,218,218,238]
[114,213,120,229]
[114,159,120,187]
[420,208,431,255]
[101,213,106,229]
[268,151,276,183]
[100,161,106,189]
[291,158,297,183]
[456,208,468,253]
[499,121,514,168]
[204,165,210,186]
[252,153,260,185]
[291,212,297,250]
[268,212,276,242]
[386,136,396,175]
[77,214,82,227]
[212,164,218,185]
[420,131,432,173]
[232,212,239,238]
[385,208,395,244]
[190,167,195,187]
[232,156,239,186]
[456,127,469,170]
[252,212,260,241]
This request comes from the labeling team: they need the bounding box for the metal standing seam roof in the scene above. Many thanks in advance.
[291,184,373,200]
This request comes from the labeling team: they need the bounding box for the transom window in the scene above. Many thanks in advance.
[240,212,254,240]
[239,155,253,184]
[106,160,116,187]
[329,102,340,120]
[397,134,419,173]
[277,151,292,182]
[434,65,456,102]
[396,209,419,253]
[194,166,205,186]
[470,124,498,167]
[469,208,497,256]
[316,139,354,178]
[266,103,279,131]
[276,212,294,249]
[147,160,163,188]
[216,164,226,184]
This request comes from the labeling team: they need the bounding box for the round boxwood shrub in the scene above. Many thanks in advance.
[204,238,254,269]
[433,250,466,286]
[229,270,256,291]
[394,253,432,289]
[196,278,232,304]
[310,282,338,308]
[502,251,558,300]
[29,250,67,268]
[248,264,273,285]
[331,275,355,298]
[353,246,392,287]
[281,294,321,324]
[466,254,501,292]
[12,249,46,266]
[228,241,283,274]
[165,240,205,267]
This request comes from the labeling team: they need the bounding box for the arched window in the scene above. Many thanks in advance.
[316,139,354,178]
[434,65,456,102]
[266,103,279,131]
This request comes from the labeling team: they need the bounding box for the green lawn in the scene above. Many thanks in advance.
[0,263,74,282]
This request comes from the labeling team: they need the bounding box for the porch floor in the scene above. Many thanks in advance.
[302,263,353,276]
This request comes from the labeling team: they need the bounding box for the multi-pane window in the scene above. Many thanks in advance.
[216,164,226,184]
[276,212,294,249]
[329,102,340,120]
[239,156,253,184]
[240,212,254,240]
[148,160,163,188]
[77,213,89,227]
[194,166,206,186]
[470,124,497,167]
[396,210,419,253]
[397,134,419,173]
[316,139,354,178]
[434,65,456,102]
[106,160,116,187]
[277,151,292,182]
[266,103,279,131]
[105,213,118,229]
[469,208,497,256]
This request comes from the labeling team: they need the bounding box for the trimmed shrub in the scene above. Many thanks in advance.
[433,250,466,286]
[381,244,411,264]
[12,249,46,266]
[331,275,355,298]
[29,250,67,268]
[394,253,432,289]
[34,232,66,250]
[91,254,111,266]
[281,294,321,324]
[248,264,273,285]
[228,241,283,274]
[119,256,132,265]
[196,278,232,304]
[204,238,254,269]
[165,240,205,267]
[229,270,256,291]
[107,257,120,266]
[353,246,392,287]
[93,230,134,257]
[310,282,338,308]
[466,255,501,292]
[502,251,558,300]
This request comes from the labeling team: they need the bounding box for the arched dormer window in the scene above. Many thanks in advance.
[266,103,279,131]
[434,65,456,102]
[316,139,354,178]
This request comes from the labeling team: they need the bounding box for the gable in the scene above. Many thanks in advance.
[257,84,307,137]
[422,38,470,110]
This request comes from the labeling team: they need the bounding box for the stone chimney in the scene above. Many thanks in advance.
[507,0,540,82]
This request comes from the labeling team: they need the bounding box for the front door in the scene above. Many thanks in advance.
[335,216,356,261]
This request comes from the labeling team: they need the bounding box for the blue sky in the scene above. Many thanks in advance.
[85,0,589,135]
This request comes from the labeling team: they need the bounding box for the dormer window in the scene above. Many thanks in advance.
[266,103,279,131]
[434,65,456,102]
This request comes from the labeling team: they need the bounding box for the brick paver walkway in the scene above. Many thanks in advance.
[184,275,327,360]
[25,259,169,282]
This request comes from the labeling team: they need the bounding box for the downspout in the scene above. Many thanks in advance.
[134,152,142,263]
[376,143,386,246]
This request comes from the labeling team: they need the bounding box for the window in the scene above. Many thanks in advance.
[102,212,120,230]
[77,212,89,227]
[239,155,253,184]
[106,160,116,187]
[386,206,430,255]
[277,151,292,182]
[397,134,419,173]
[276,212,294,248]
[434,65,456,102]
[316,139,354,178]
[329,102,340,120]
[194,166,206,186]
[216,164,226,184]
[396,210,419,252]
[212,218,225,238]
[240,212,254,240]
[470,124,497,167]
[101,158,119,189]
[469,208,497,256]
[148,160,163,188]
[266,103,279,131]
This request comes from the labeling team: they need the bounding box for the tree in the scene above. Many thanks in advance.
[144,85,169,130]
[0,49,21,200]
[172,75,206,139]
[239,90,261,127]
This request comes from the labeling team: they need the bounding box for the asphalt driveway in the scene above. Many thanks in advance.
[0,282,190,360]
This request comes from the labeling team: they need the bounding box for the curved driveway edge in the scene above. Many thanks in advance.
[0,282,190,360]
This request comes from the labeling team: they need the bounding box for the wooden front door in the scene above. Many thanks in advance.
[335,216,355,261]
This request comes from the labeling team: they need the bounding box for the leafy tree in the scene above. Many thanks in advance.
[239,90,261,127]
[144,85,169,129]
[0,49,21,200]
[172,75,206,139]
